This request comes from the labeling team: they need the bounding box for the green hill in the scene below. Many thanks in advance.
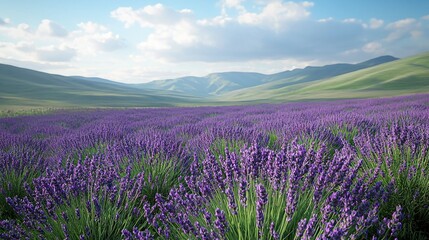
[1,53,428,110]
[140,56,397,98]
[139,72,269,97]
[220,53,429,102]
[0,64,202,110]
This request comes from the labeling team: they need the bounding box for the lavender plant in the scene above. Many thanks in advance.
[0,135,47,220]
[1,94,428,239]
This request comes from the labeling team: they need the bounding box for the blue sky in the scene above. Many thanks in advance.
[1,0,428,83]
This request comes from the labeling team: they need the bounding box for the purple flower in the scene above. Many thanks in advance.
[62,224,69,240]
[202,208,212,225]
[387,205,403,237]
[214,208,228,236]
[122,229,133,240]
[303,214,317,240]
[93,196,101,219]
[225,187,237,215]
[195,221,211,240]
[270,222,280,240]
[75,208,81,220]
[61,211,69,222]
[133,227,154,240]
[296,218,307,239]
[239,177,248,207]
[256,183,268,236]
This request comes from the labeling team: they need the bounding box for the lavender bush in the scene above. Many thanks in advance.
[1,94,428,239]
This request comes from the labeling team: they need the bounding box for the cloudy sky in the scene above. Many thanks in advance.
[1,0,429,83]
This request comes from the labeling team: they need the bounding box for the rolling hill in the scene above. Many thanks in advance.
[140,56,398,97]
[0,64,202,109]
[138,72,269,97]
[220,52,429,102]
[0,53,428,110]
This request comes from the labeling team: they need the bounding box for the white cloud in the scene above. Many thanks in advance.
[220,0,246,13]
[36,45,76,62]
[362,41,383,53]
[0,41,36,61]
[139,20,365,62]
[387,18,416,29]
[15,41,35,52]
[2,2,429,83]
[237,1,313,29]
[77,21,107,33]
[369,18,384,29]
[71,22,125,54]
[109,1,429,76]
[411,30,422,38]
[385,18,418,41]
[343,18,360,24]
[111,4,193,28]
[0,22,33,39]
[0,41,76,62]
[37,19,68,37]
[197,15,233,26]
[318,17,334,23]
[223,0,244,8]
[0,17,10,25]
[113,3,367,63]
[113,4,202,54]
[0,19,124,64]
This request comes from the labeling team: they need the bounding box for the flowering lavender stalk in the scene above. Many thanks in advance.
[214,208,228,237]
[302,214,317,240]
[222,147,235,188]
[122,229,133,240]
[75,208,81,220]
[202,208,212,225]
[225,187,237,215]
[295,218,307,239]
[195,221,211,240]
[270,222,280,240]
[285,169,299,221]
[387,205,403,237]
[93,196,101,220]
[61,211,69,222]
[255,183,268,237]
[239,177,248,207]
[62,224,69,240]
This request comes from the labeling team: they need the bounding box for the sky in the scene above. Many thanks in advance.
[1,0,429,83]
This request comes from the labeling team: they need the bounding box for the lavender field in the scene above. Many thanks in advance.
[1,94,429,239]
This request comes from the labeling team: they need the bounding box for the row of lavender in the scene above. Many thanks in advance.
[1,94,429,239]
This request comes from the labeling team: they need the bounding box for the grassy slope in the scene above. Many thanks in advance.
[1,53,427,110]
[0,64,203,110]
[141,56,397,98]
[220,53,429,102]
[139,72,268,97]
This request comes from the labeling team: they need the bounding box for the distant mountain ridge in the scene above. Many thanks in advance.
[140,55,399,97]
[220,53,429,102]
[1,53,429,110]
[0,63,203,109]
[138,72,270,97]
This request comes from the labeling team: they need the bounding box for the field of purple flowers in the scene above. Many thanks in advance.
[1,94,429,239]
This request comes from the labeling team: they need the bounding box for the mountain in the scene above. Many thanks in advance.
[1,53,428,110]
[69,76,130,86]
[220,53,429,102]
[139,72,269,97]
[140,55,398,97]
[0,64,202,109]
